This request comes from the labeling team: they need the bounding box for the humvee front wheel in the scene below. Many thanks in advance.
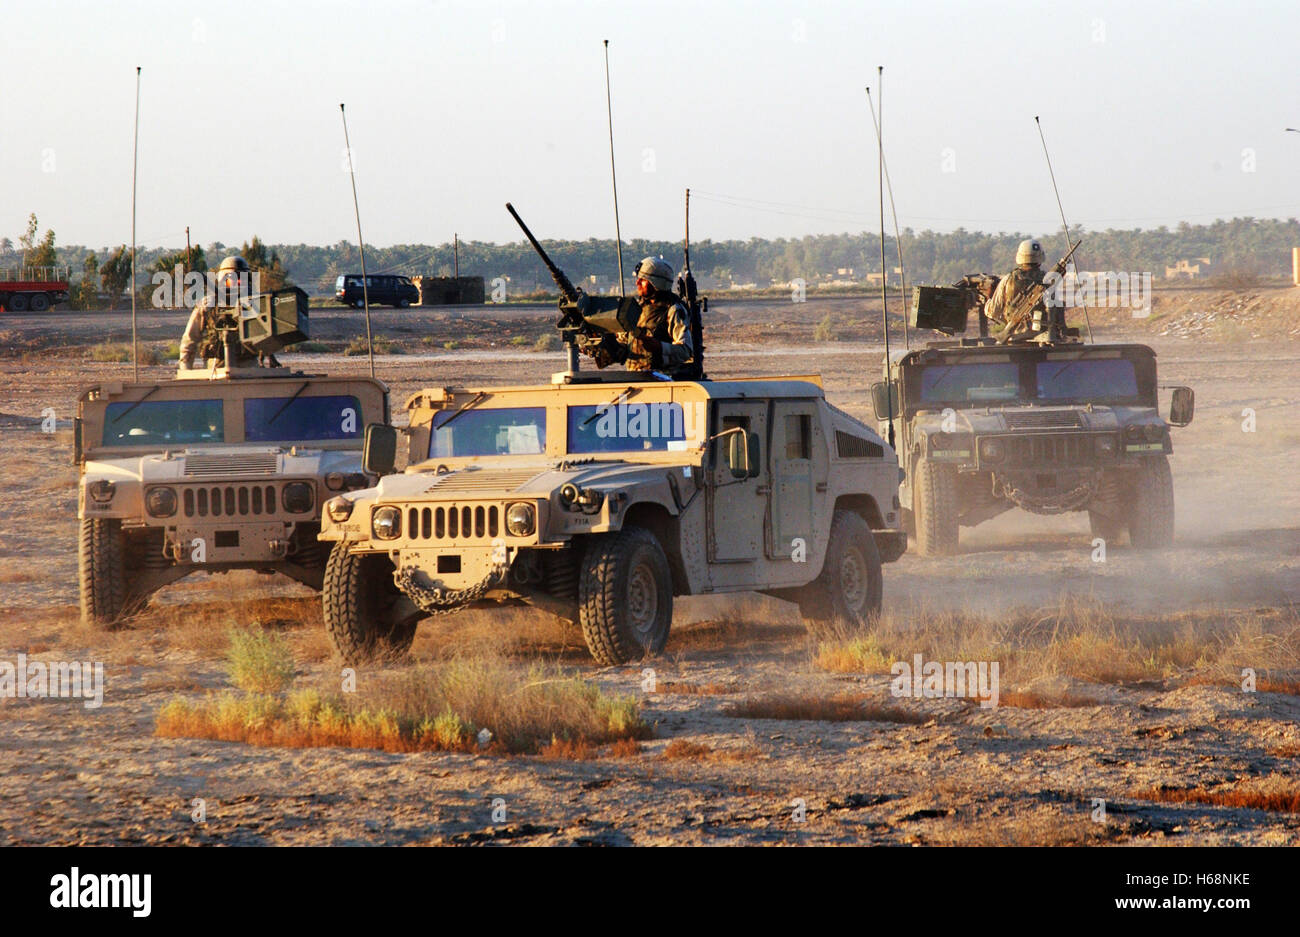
[796,510,882,634]
[1128,456,1175,548]
[1088,509,1126,544]
[915,457,959,556]
[323,545,420,664]
[578,527,672,666]
[79,518,128,628]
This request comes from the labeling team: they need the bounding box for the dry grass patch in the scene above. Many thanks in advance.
[157,649,651,755]
[813,598,1300,690]
[656,680,732,696]
[723,692,927,724]
[659,738,762,762]
[1267,744,1300,758]
[997,689,1101,709]
[1133,783,1300,814]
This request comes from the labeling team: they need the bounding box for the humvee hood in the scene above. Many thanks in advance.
[913,404,1156,435]
[87,446,361,482]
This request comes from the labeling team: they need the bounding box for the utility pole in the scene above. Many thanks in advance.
[454,232,459,280]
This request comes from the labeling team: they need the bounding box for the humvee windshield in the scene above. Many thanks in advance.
[103,399,224,446]
[567,403,687,454]
[244,394,363,443]
[429,406,546,458]
[1035,359,1137,399]
[920,363,1020,404]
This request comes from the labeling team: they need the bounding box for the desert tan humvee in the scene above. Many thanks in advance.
[76,365,389,625]
[319,371,906,666]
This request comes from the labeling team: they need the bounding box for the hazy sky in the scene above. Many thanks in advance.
[3,0,1297,250]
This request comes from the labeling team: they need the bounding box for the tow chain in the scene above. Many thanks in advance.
[997,473,1099,515]
[394,565,505,616]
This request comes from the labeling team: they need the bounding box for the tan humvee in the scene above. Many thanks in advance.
[319,370,906,666]
[76,364,389,626]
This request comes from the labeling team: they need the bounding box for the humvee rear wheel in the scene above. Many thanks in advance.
[1128,456,1175,548]
[323,545,420,664]
[915,457,959,556]
[79,518,128,628]
[796,510,882,634]
[578,527,672,666]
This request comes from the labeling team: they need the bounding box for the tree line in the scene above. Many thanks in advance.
[4,215,1297,306]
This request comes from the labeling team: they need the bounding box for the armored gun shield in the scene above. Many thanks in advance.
[240,287,310,354]
[911,286,968,335]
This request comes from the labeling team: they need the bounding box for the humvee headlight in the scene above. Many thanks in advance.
[325,472,345,491]
[1143,423,1164,442]
[978,438,1005,462]
[932,432,951,449]
[372,505,402,540]
[145,486,177,518]
[505,501,536,537]
[1125,424,1143,441]
[326,497,354,523]
[1095,436,1117,457]
[88,479,116,503]
[282,482,315,514]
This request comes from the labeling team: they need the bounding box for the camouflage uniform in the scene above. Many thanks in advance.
[621,295,693,374]
[178,299,257,369]
[984,265,1063,337]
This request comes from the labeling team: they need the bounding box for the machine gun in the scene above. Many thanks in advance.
[192,286,310,371]
[996,239,1081,344]
[506,202,644,371]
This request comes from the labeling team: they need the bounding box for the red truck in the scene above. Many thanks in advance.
[0,266,71,311]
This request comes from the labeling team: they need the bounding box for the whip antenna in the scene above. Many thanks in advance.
[130,67,141,382]
[875,68,894,448]
[1035,115,1093,343]
[340,103,376,378]
[603,40,625,297]
[866,85,907,349]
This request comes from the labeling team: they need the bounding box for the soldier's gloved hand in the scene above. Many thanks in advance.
[636,331,663,356]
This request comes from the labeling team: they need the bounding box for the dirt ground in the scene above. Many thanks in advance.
[0,291,1297,845]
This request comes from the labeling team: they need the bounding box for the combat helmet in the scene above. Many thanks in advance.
[634,256,674,292]
[1015,239,1044,266]
[218,255,252,274]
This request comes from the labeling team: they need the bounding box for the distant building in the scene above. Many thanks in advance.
[1164,258,1213,279]
[411,275,485,305]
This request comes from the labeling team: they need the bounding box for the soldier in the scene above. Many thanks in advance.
[983,239,1065,341]
[178,255,258,370]
[620,256,693,375]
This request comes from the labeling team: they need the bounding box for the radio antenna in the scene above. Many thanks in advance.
[603,40,626,297]
[875,68,894,448]
[1035,115,1093,343]
[865,85,907,349]
[340,103,376,378]
[130,67,141,382]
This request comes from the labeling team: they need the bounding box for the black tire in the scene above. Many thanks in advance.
[323,545,419,664]
[396,299,410,309]
[79,518,127,628]
[1129,456,1175,548]
[796,510,883,633]
[28,293,50,312]
[915,457,959,556]
[8,293,28,312]
[578,527,672,666]
[1087,509,1126,544]
[354,299,365,309]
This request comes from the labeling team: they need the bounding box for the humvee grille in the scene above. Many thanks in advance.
[184,453,279,477]
[405,504,501,541]
[1003,411,1082,430]
[181,484,279,518]
[1004,434,1091,466]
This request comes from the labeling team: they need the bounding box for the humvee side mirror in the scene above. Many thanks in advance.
[363,423,398,476]
[73,417,82,465]
[1168,386,1194,427]
[870,381,899,420]
[727,430,761,480]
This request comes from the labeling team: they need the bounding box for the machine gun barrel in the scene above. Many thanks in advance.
[505,202,579,304]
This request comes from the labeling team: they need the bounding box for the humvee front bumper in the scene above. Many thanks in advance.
[161,521,299,564]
